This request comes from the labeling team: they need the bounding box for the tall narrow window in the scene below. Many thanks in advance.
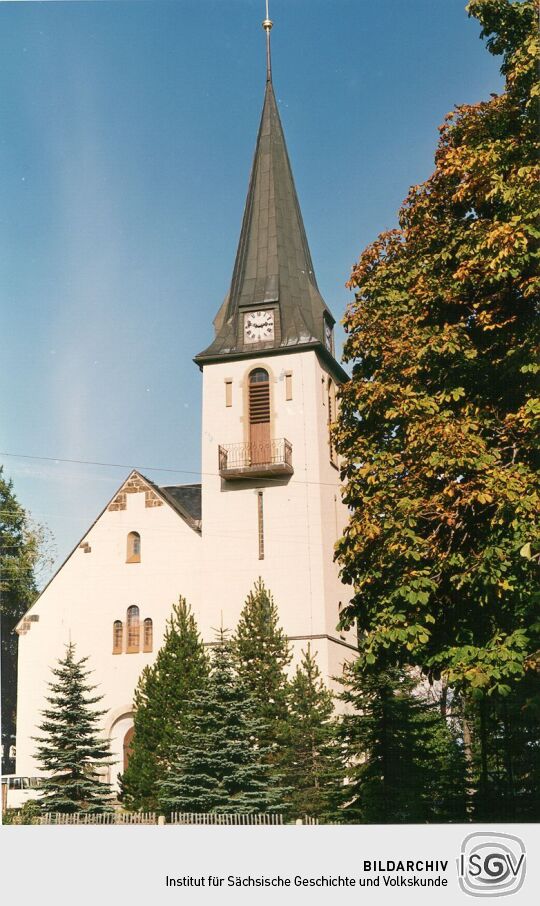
[112,620,123,655]
[126,531,141,563]
[249,368,270,464]
[257,491,264,560]
[143,618,153,652]
[126,605,140,653]
[285,372,293,401]
[225,380,233,407]
[328,379,338,466]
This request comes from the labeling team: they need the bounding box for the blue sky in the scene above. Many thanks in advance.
[1,0,503,581]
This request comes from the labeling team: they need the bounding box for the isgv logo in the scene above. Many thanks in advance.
[458,832,526,897]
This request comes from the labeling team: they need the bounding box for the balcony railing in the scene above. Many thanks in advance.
[218,438,293,479]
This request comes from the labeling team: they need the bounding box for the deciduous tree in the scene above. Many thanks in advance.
[335,0,539,698]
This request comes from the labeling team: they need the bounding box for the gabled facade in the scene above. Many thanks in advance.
[15,472,202,779]
[15,17,357,788]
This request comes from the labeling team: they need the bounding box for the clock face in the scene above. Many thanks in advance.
[244,309,275,344]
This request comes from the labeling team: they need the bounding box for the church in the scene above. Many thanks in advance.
[14,15,358,787]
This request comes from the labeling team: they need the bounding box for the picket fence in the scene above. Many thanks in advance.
[170,812,283,826]
[39,811,319,826]
[41,811,157,825]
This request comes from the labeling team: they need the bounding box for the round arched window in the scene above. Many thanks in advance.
[249,367,269,384]
[126,605,140,652]
[126,531,141,563]
[112,620,123,655]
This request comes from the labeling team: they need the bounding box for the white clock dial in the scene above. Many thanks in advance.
[244,309,275,343]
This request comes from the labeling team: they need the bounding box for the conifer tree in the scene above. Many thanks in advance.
[232,579,292,731]
[159,631,288,815]
[33,643,114,814]
[120,597,209,810]
[339,664,467,823]
[283,646,344,822]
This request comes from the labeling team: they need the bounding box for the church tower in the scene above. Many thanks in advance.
[195,15,357,680]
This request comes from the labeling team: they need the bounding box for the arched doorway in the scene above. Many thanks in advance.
[123,726,135,772]
[249,368,270,464]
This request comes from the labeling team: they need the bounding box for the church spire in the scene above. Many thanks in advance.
[195,8,345,379]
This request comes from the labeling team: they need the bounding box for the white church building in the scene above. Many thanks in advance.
[15,17,358,786]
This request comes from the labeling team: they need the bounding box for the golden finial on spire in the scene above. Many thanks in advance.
[262,0,273,82]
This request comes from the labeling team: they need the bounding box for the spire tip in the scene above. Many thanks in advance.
[262,2,273,81]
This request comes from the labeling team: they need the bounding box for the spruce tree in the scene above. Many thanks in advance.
[33,643,114,814]
[283,646,344,822]
[339,664,467,823]
[159,631,288,815]
[120,597,209,810]
[232,579,291,732]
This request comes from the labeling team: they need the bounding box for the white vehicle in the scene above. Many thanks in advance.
[1,776,41,811]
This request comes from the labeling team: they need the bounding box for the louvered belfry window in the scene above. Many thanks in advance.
[249,368,271,464]
[249,368,270,421]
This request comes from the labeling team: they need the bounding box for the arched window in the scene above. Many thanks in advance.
[248,368,270,464]
[126,531,141,564]
[112,620,123,655]
[143,618,153,653]
[126,605,140,653]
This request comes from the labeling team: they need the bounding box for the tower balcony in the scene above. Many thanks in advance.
[218,438,293,480]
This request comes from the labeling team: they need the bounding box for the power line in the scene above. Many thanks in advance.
[0,450,345,489]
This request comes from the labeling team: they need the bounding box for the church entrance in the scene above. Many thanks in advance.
[249,368,271,464]
[123,726,135,772]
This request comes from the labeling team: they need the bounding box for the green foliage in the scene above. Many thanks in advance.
[0,466,39,623]
[120,597,209,810]
[18,800,42,825]
[282,646,344,821]
[464,675,540,821]
[159,631,288,815]
[339,665,467,823]
[33,643,114,814]
[232,578,292,724]
[335,0,539,696]
[232,578,292,781]
[0,467,41,763]
[1,802,41,826]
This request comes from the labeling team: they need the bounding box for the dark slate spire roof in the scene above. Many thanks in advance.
[194,68,347,381]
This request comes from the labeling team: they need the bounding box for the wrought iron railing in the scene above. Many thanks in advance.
[218,438,293,476]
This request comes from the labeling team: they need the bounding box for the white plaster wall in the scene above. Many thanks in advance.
[16,486,202,778]
[16,349,358,783]
[200,349,357,683]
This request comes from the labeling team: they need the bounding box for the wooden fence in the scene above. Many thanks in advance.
[39,812,325,826]
[41,811,157,825]
[170,812,284,825]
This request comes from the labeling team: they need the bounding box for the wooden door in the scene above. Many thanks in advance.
[249,369,270,464]
[123,726,135,772]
